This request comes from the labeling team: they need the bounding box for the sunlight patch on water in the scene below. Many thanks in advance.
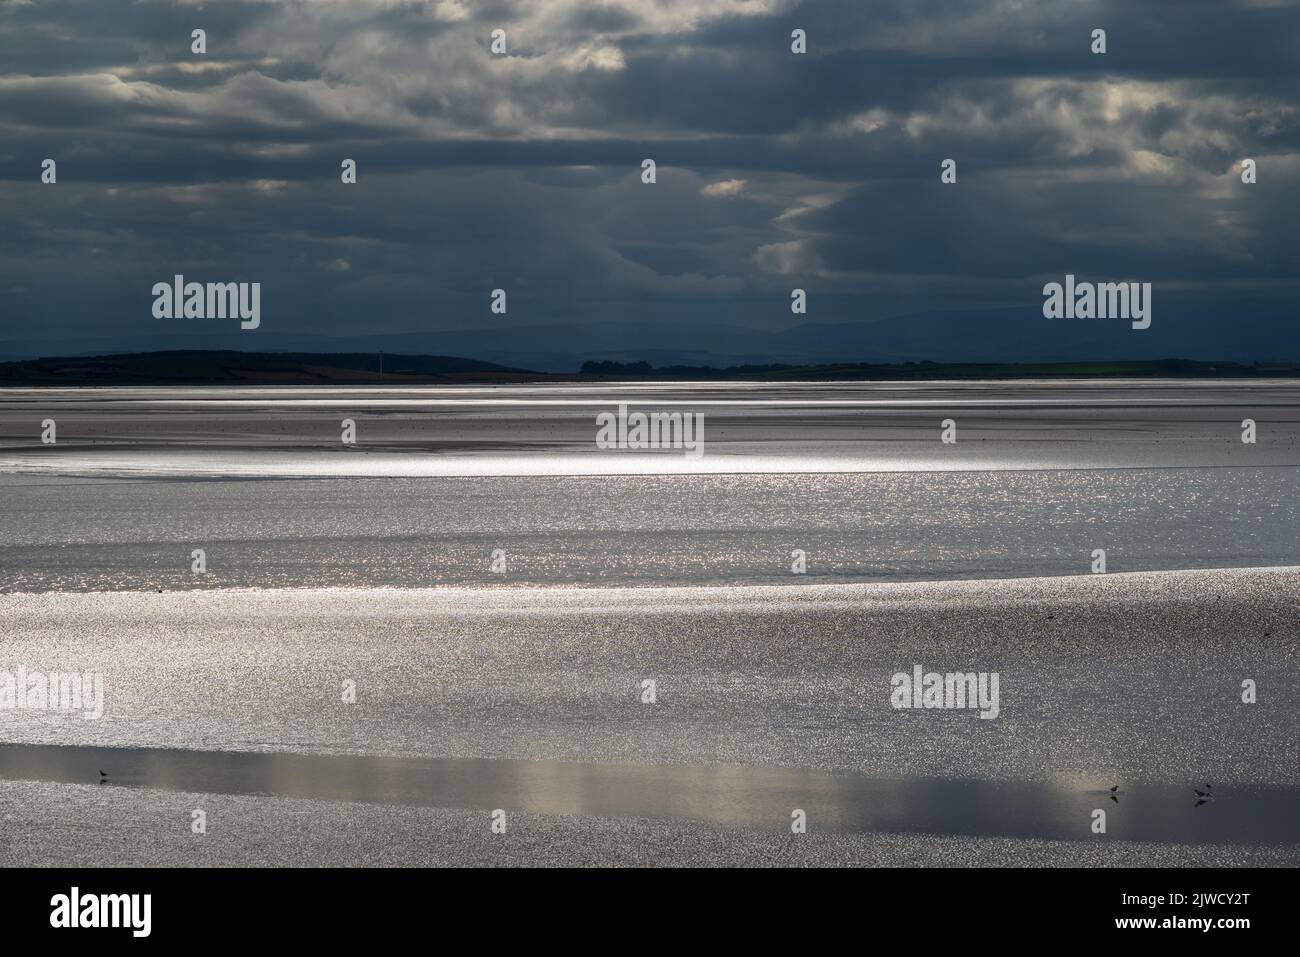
[0,448,995,478]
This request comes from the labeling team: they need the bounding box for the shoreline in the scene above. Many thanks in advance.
[2,562,1299,598]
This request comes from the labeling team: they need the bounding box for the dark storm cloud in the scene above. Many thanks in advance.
[1,0,1298,360]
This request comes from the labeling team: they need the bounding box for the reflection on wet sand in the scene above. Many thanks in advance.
[2,743,1296,846]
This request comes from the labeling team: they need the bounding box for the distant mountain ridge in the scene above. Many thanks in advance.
[0,351,535,385]
[3,304,1298,372]
[2,351,1297,386]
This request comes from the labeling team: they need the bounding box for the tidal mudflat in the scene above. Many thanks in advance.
[1,568,1297,865]
[1,382,1297,866]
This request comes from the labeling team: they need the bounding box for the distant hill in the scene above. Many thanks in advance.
[0,351,544,386]
[579,358,1300,380]
[4,304,1298,373]
[3,351,1298,386]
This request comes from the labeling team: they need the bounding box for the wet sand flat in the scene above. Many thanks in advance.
[1,567,1297,864]
[2,468,1297,591]
[1,568,1295,785]
[2,380,1299,475]
[2,568,1297,864]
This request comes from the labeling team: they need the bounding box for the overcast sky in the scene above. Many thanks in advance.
[1,0,1298,356]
